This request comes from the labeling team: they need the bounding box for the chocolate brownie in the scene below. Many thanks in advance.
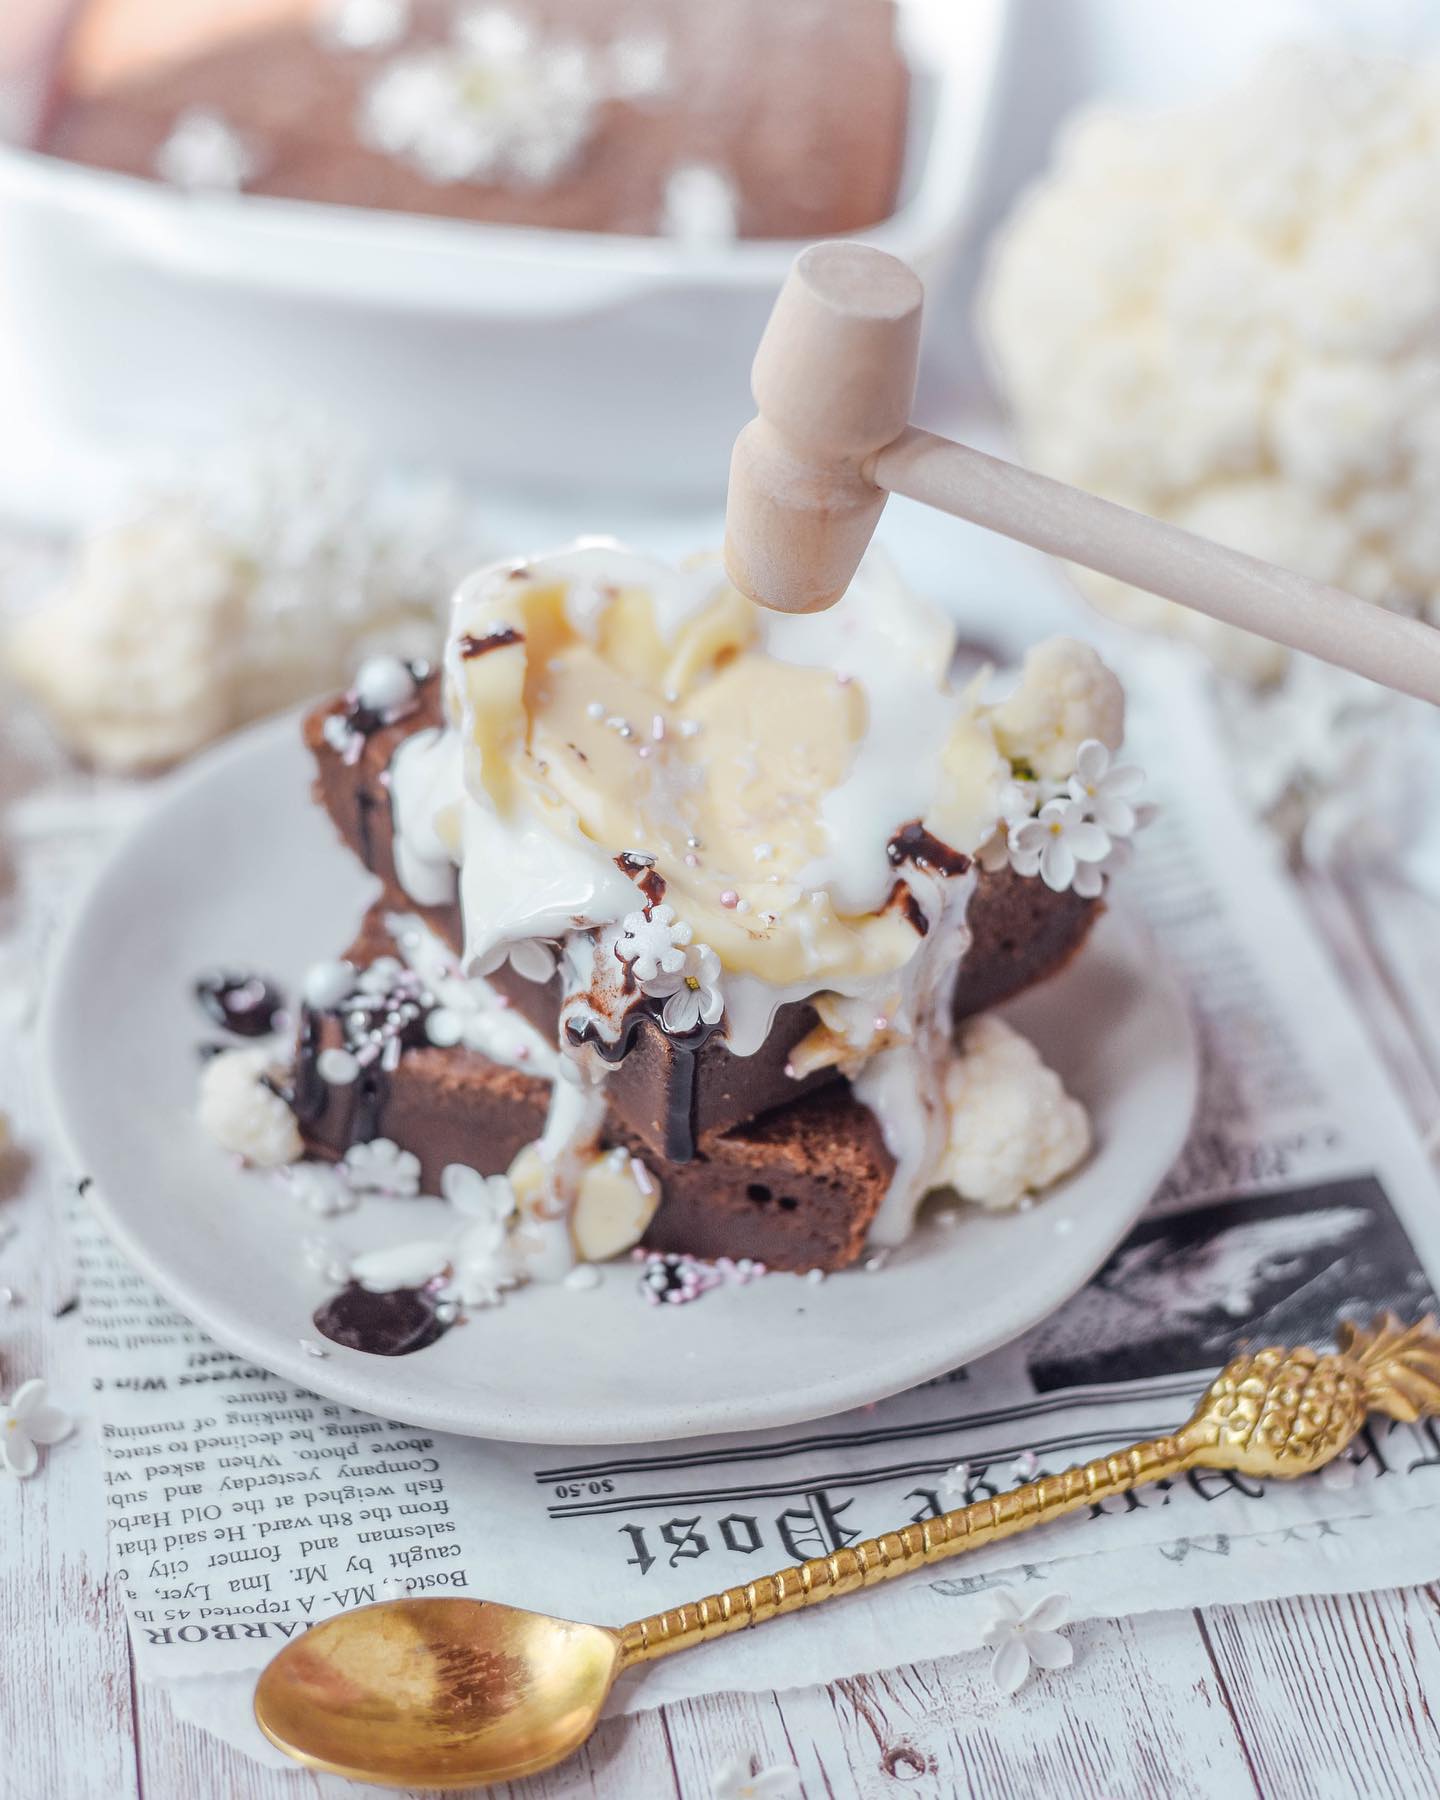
[955,867,1100,1020]
[40,0,909,240]
[297,904,893,1270]
[303,682,1102,1162]
[626,1085,892,1273]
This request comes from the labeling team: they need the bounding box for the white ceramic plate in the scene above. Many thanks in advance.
[43,713,1197,1444]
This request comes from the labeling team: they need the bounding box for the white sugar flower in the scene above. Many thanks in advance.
[360,8,601,188]
[981,1590,1073,1694]
[344,1138,422,1197]
[1071,828,1139,900]
[356,956,406,998]
[711,1754,804,1800]
[318,0,411,52]
[506,939,558,983]
[154,107,257,192]
[1067,739,1146,837]
[286,1162,357,1216]
[977,776,1042,872]
[2,1379,74,1479]
[441,1163,516,1223]
[1009,799,1110,893]
[937,1460,971,1506]
[617,904,692,982]
[646,943,724,1035]
[449,1224,523,1307]
[444,1170,523,1306]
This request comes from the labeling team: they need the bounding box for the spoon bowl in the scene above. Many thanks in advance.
[254,1597,622,1789]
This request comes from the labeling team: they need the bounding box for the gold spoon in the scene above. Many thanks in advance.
[254,1315,1440,1789]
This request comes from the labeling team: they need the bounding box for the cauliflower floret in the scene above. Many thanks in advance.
[936,1016,1091,1210]
[981,45,1440,682]
[198,1047,302,1168]
[6,419,474,772]
[7,511,242,772]
[989,638,1124,779]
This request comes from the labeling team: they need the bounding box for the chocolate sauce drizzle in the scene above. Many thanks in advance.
[458,627,524,658]
[312,1283,449,1356]
[194,971,285,1037]
[354,785,379,872]
[331,660,431,746]
[614,850,666,911]
[886,821,971,879]
[889,880,929,937]
[565,1001,720,1164]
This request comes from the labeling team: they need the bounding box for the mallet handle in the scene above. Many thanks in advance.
[871,426,1440,705]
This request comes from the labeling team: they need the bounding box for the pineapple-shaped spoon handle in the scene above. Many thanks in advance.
[618,1314,1440,1666]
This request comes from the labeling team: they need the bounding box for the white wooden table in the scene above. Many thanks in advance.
[6,565,1440,1799]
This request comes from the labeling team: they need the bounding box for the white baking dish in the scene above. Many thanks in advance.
[0,0,1010,506]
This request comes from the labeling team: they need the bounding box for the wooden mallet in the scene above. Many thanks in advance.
[725,241,1440,704]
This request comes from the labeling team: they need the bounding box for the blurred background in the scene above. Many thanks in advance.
[4,0,1440,898]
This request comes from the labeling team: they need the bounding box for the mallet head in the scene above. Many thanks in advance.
[724,241,924,614]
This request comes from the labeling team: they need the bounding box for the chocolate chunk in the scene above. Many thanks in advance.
[459,628,524,658]
[194,971,284,1037]
[887,820,971,878]
[313,1283,448,1356]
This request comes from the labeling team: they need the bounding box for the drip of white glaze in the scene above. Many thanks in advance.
[853,865,978,1245]
[388,727,462,908]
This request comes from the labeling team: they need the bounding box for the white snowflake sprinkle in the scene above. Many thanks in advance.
[617,903,692,983]
[344,1138,422,1197]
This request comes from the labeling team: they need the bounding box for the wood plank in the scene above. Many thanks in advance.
[761,1611,1258,1800]
[1199,1586,1440,1800]
[655,1687,807,1800]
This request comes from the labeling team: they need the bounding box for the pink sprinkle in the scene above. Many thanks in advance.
[836,672,853,686]
[684,853,699,868]
[783,1062,797,1079]
[514,1044,530,1061]
[874,1015,889,1032]
[637,745,652,759]
[494,993,511,1009]
[651,714,666,742]
[720,890,739,909]
[377,769,391,789]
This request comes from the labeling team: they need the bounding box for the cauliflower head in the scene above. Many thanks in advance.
[982,46,1440,681]
[198,1046,303,1168]
[937,1015,1091,1210]
[989,637,1124,779]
